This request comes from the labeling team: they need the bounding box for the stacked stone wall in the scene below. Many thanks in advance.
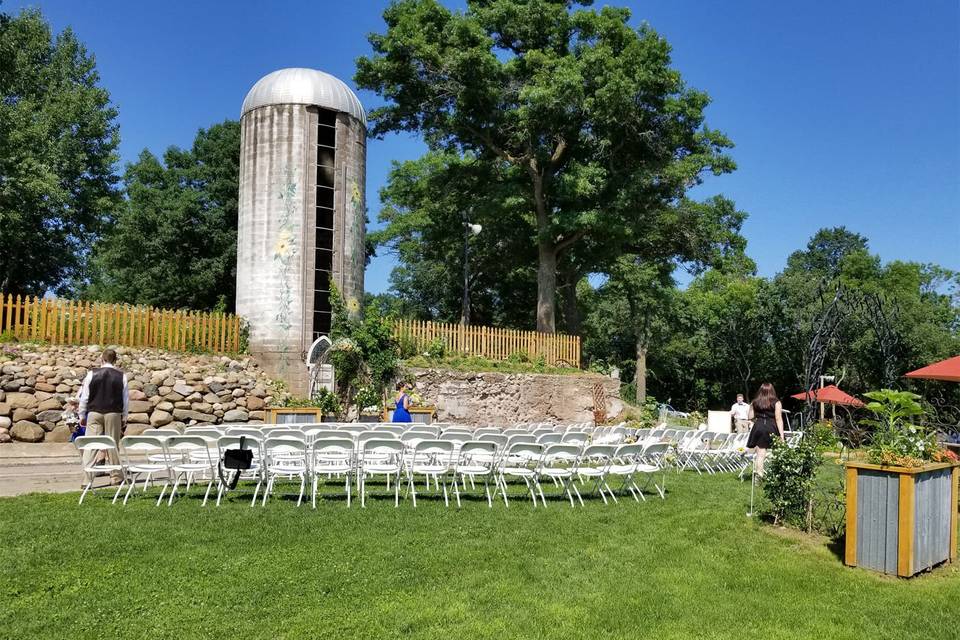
[0,344,280,443]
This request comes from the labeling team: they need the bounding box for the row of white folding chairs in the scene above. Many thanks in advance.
[75,434,670,509]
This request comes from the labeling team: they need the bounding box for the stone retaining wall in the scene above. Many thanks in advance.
[408,368,623,426]
[0,344,281,443]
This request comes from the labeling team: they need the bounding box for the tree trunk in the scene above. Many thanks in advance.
[559,266,581,335]
[635,339,647,405]
[536,239,557,333]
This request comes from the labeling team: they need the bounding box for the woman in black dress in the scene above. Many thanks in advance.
[747,382,784,476]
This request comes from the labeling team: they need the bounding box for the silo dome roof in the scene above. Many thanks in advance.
[241,67,366,124]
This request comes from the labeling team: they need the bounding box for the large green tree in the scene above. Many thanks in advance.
[0,8,120,296]
[86,120,240,311]
[357,0,735,332]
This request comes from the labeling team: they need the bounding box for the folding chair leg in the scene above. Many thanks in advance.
[312,476,319,509]
[78,480,93,505]
[346,474,351,508]
[202,478,213,507]
[409,474,418,508]
[394,472,400,507]
[296,476,305,507]
[484,477,492,508]
[112,480,126,504]
[571,481,584,507]
[123,478,136,505]
[167,474,181,506]
[604,481,619,503]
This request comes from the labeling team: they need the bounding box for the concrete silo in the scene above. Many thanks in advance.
[236,68,366,392]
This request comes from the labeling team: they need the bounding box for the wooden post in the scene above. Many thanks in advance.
[951,467,959,564]
[897,473,916,577]
[844,466,858,567]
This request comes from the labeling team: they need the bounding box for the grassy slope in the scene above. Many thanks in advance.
[1,473,957,639]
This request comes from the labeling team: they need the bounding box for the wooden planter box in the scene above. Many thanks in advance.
[381,405,437,424]
[845,460,959,577]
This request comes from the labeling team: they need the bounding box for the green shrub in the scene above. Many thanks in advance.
[424,337,446,359]
[862,389,935,467]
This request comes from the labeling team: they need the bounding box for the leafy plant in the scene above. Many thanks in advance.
[762,436,825,530]
[424,337,446,359]
[862,389,936,467]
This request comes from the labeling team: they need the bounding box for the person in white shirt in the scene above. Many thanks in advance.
[730,393,752,433]
[78,348,129,485]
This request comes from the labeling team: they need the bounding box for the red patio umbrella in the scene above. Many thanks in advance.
[790,384,865,408]
[904,356,960,383]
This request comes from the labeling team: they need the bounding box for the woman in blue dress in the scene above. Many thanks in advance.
[392,382,412,423]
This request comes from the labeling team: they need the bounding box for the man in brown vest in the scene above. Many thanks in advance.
[78,348,129,484]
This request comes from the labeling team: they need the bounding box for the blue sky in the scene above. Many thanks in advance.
[9,0,959,293]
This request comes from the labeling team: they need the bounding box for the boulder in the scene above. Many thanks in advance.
[5,392,38,409]
[37,398,63,411]
[12,408,36,422]
[0,402,9,416]
[232,388,245,398]
[192,402,213,414]
[172,409,216,423]
[126,413,150,424]
[124,424,151,436]
[150,410,173,427]
[34,391,53,401]
[36,409,62,423]
[208,381,225,394]
[55,384,72,393]
[223,408,249,423]
[128,400,152,414]
[173,382,195,397]
[146,359,168,370]
[185,392,203,403]
[34,382,56,393]
[11,421,44,443]
[155,401,174,412]
[203,392,220,404]
[46,424,73,443]
[164,392,184,402]
[246,396,265,411]
[143,383,159,397]
[251,386,267,398]
[0,416,10,429]
[174,401,191,410]
[128,389,147,401]
[249,411,265,421]
[2,379,24,391]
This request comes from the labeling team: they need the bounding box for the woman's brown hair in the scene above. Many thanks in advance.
[752,382,779,412]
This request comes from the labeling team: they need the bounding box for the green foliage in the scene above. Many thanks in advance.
[862,389,937,466]
[424,338,446,360]
[84,120,240,311]
[279,390,340,416]
[328,282,401,419]
[0,330,18,344]
[358,0,739,330]
[0,8,121,296]
[761,436,825,529]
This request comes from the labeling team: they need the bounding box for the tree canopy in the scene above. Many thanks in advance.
[0,8,120,296]
[85,120,240,311]
[357,0,737,331]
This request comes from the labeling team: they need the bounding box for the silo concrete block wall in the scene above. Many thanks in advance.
[335,113,366,316]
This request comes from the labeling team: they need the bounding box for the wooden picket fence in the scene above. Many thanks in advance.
[0,294,241,354]
[393,318,580,368]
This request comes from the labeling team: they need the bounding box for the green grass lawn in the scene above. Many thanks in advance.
[1,472,957,639]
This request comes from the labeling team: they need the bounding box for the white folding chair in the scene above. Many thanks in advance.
[358,438,405,507]
[261,436,309,506]
[496,442,544,507]
[311,437,354,508]
[537,443,582,507]
[561,431,588,446]
[407,439,455,507]
[215,435,263,507]
[576,444,617,504]
[119,435,171,506]
[74,435,125,505]
[537,432,562,446]
[164,435,217,506]
[452,441,497,508]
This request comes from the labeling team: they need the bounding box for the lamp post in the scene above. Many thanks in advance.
[819,374,835,423]
[461,209,482,325]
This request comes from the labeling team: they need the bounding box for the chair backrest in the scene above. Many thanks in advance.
[151,428,181,437]
[305,428,342,441]
[226,427,263,437]
[561,432,588,445]
[477,433,508,448]
[581,443,617,461]
[183,427,222,440]
[264,435,308,452]
[74,435,117,453]
[439,431,469,444]
[267,428,306,441]
[502,428,526,437]
[542,443,581,464]
[311,437,354,461]
[506,433,537,447]
[503,442,544,466]
[536,432,562,445]
[120,435,167,465]
[165,435,216,463]
[377,425,407,436]
[457,440,498,464]
[401,430,436,445]
[613,443,644,463]
[217,434,262,460]
[412,439,455,463]
[531,428,553,438]
[641,442,672,463]
[474,428,500,437]
[360,438,405,465]
[356,430,386,445]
